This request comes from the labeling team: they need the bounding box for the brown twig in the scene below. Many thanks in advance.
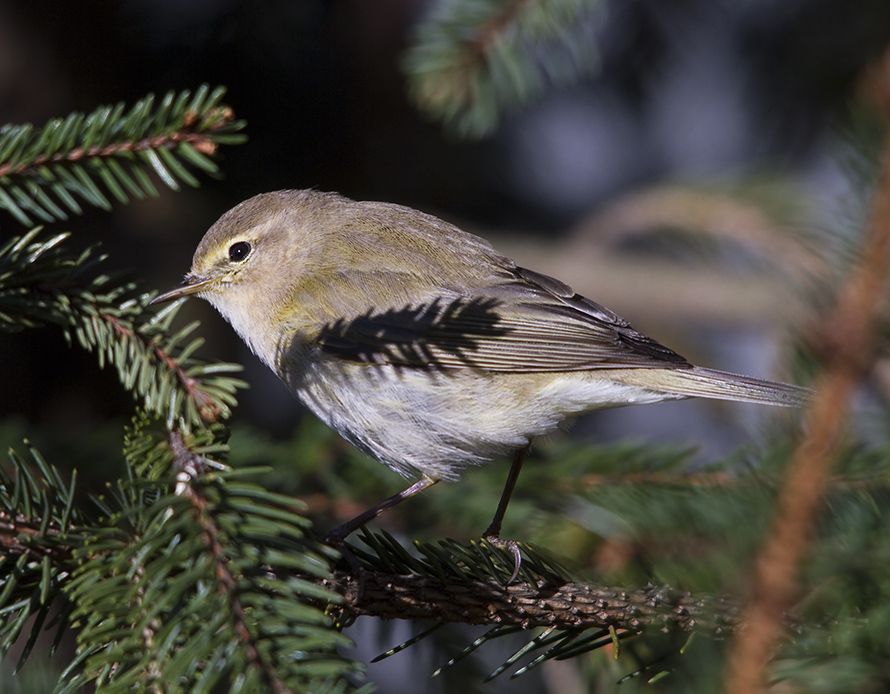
[724,139,890,691]
[329,571,741,635]
[0,510,70,558]
[101,311,222,423]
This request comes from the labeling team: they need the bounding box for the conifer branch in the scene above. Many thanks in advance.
[67,294,241,426]
[318,528,775,677]
[98,307,230,424]
[1,514,738,637]
[0,444,85,662]
[331,571,738,635]
[169,431,290,694]
[13,423,359,692]
[0,124,225,179]
[465,0,532,62]
[403,0,601,137]
[0,85,245,226]
[0,512,66,557]
[0,229,245,426]
[0,438,826,687]
[0,512,773,646]
[126,557,164,694]
[725,73,890,692]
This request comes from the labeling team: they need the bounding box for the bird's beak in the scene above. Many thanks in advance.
[150,274,216,305]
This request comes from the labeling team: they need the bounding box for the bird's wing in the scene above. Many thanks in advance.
[314,266,691,372]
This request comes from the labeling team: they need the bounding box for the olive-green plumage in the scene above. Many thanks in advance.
[155,189,807,484]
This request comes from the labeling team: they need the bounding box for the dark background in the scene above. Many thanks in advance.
[3,2,890,691]
[3,0,890,472]
[4,0,888,425]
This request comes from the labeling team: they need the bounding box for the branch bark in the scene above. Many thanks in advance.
[0,516,749,640]
[329,571,741,636]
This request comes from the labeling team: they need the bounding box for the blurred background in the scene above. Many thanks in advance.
[2,1,890,691]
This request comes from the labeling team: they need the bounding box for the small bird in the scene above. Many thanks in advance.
[153,190,807,565]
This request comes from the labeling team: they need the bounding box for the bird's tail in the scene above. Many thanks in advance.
[616,367,810,407]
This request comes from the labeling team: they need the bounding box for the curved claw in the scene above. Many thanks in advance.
[484,535,523,584]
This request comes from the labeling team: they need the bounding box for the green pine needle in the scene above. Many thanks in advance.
[0,85,246,227]
[0,443,85,662]
[0,228,245,428]
[403,0,602,137]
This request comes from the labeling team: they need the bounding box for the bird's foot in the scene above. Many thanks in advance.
[483,534,523,584]
[324,524,350,547]
[323,531,369,600]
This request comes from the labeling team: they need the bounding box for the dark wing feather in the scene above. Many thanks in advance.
[316,266,691,372]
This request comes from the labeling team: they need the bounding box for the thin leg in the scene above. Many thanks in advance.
[325,477,439,544]
[483,446,529,583]
[483,446,528,538]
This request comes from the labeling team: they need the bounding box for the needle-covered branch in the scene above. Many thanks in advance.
[4,431,877,690]
[168,431,292,694]
[403,0,601,137]
[331,568,738,636]
[0,443,85,666]
[316,529,758,679]
[0,228,245,426]
[0,85,245,227]
[1,425,359,693]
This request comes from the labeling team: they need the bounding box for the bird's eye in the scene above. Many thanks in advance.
[228,241,251,263]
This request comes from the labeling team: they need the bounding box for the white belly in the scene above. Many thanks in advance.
[285,354,681,480]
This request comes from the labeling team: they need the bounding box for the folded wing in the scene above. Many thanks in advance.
[315,266,691,373]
